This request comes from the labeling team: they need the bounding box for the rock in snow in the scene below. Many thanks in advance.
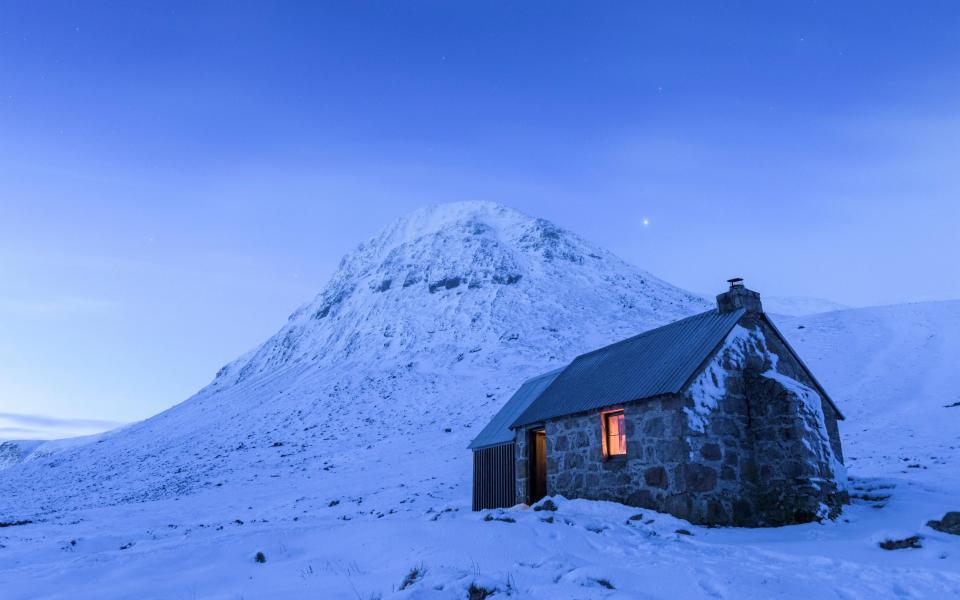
[0,202,958,599]
[928,512,960,536]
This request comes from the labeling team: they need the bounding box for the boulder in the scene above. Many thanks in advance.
[926,511,960,535]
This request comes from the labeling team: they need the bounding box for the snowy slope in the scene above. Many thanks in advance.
[0,441,43,471]
[763,296,850,316]
[778,302,960,484]
[0,204,958,599]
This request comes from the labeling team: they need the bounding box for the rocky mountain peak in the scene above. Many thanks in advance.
[210,202,710,389]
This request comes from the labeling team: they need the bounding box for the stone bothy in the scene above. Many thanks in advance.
[469,280,847,526]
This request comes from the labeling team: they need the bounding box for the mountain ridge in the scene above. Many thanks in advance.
[208,201,709,392]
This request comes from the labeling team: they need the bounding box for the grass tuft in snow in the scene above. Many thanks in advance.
[468,582,497,600]
[399,563,425,590]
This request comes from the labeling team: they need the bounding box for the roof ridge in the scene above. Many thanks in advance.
[524,366,566,383]
[571,308,721,361]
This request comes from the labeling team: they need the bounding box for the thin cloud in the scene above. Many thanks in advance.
[0,412,124,442]
[0,426,52,438]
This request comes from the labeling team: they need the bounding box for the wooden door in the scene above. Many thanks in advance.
[529,428,547,503]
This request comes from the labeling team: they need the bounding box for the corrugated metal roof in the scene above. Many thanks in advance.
[511,308,746,427]
[468,368,565,450]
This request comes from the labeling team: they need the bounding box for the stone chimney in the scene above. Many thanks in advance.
[716,278,763,314]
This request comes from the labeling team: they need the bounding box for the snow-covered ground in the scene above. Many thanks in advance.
[1,203,957,599]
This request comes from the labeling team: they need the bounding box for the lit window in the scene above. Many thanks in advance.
[604,410,626,457]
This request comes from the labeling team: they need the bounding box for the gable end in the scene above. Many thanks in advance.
[760,314,844,420]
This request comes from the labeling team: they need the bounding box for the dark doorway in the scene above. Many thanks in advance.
[528,428,547,504]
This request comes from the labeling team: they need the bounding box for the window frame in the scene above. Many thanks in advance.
[600,407,627,460]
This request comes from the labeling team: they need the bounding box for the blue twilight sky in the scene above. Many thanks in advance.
[1,2,958,431]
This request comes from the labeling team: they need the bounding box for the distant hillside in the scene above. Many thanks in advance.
[0,440,43,471]
[763,295,849,316]
[775,299,960,477]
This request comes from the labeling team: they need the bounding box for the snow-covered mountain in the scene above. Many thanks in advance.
[0,201,709,513]
[1,203,958,599]
[211,201,708,392]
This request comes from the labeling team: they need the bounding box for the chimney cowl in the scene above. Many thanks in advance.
[716,278,763,314]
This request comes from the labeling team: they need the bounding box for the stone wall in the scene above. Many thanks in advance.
[544,395,691,511]
[514,394,696,511]
[823,406,844,464]
[745,319,848,522]
[680,315,846,525]
[681,351,759,526]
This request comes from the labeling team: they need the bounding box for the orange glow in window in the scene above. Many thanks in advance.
[605,411,626,456]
